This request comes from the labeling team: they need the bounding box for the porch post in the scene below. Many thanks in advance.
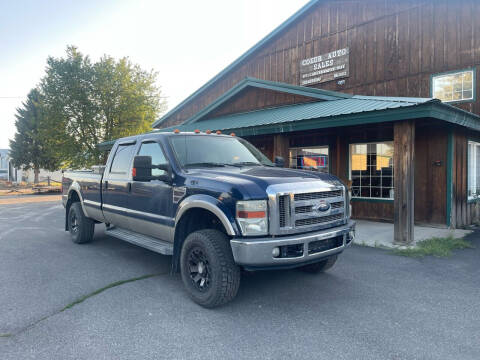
[273,134,289,167]
[394,120,415,244]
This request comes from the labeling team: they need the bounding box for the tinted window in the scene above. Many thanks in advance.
[138,142,168,176]
[170,135,273,167]
[110,144,135,177]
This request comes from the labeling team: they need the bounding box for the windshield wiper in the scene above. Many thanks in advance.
[185,162,228,168]
[230,161,262,167]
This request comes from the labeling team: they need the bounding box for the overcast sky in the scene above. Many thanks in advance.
[0,0,310,148]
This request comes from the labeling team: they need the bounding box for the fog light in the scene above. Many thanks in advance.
[272,247,280,257]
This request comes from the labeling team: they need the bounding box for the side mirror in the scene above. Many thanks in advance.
[133,156,152,181]
[274,156,285,167]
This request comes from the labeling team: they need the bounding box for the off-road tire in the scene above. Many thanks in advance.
[180,229,240,308]
[68,202,95,244]
[299,255,338,273]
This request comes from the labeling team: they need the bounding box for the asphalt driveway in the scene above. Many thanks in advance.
[1,201,479,360]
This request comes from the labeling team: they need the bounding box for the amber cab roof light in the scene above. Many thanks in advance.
[216,130,222,135]
[174,129,180,134]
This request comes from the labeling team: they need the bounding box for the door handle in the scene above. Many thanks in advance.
[127,182,132,192]
[104,181,108,190]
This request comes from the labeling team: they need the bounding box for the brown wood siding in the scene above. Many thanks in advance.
[351,201,394,222]
[414,123,447,225]
[160,0,480,128]
[207,87,318,119]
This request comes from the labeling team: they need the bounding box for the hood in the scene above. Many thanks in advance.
[185,166,344,199]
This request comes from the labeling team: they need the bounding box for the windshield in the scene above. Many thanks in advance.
[170,135,274,168]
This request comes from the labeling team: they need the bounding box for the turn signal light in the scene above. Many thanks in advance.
[237,210,266,218]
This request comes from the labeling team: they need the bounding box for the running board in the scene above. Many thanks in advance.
[105,227,173,255]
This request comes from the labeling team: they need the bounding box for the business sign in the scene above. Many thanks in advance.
[299,47,349,86]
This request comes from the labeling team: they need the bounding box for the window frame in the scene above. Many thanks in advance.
[136,140,169,177]
[108,142,136,178]
[288,145,330,173]
[348,141,394,201]
[431,68,476,104]
[467,140,480,202]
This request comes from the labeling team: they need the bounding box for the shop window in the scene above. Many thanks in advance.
[468,141,480,200]
[432,69,474,103]
[350,142,394,199]
[289,146,329,173]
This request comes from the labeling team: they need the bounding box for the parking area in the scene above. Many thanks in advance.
[1,200,479,360]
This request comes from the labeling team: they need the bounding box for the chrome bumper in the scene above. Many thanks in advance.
[230,220,355,267]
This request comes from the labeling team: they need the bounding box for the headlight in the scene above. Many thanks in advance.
[236,200,268,236]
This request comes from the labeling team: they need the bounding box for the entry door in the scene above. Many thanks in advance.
[103,143,136,228]
[128,141,173,242]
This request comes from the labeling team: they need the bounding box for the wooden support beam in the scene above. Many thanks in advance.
[394,120,415,244]
[273,134,290,167]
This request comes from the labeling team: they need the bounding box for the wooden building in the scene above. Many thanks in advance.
[152,0,480,243]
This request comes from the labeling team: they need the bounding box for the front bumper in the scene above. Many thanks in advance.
[230,220,355,268]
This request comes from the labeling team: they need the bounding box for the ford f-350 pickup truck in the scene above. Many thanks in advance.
[62,131,355,307]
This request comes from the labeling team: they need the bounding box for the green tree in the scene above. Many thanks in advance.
[9,88,61,183]
[42,46,166,168]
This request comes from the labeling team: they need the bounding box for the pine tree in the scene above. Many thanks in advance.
[9,88,60,183]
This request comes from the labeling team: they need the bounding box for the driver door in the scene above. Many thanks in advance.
[128,140,173,242]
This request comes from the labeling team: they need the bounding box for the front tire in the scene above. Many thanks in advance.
[299,255,338,273]
[68,202,95,244]
[180,229,240,308]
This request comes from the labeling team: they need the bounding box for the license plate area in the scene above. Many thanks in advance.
[308,235,344,255]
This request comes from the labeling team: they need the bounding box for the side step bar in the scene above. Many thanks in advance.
[105,227,173,255]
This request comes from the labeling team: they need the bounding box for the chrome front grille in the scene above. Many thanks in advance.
[295,213,344,227]
[294,190,342,201]
[278,194,290,228]
[271,185,346,235]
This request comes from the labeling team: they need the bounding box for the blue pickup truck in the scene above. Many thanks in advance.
[62,131,355,307]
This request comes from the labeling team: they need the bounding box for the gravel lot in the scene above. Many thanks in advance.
[1,201,479,360]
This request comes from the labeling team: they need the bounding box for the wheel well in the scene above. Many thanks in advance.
[65,191,80,230]
[171,208,229,273]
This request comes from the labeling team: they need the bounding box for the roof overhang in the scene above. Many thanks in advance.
[160,100,480,137]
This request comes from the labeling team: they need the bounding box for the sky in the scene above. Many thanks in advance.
[0,0,310,148]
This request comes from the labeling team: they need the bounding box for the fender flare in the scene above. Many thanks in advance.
[174,194,238,236]
[66,182,89,218]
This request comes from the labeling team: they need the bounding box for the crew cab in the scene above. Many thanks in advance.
[62,131,355,307]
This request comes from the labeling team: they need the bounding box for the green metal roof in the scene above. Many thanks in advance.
[179,77,351,126]
[159,95,480,136]
[152,0,320,127]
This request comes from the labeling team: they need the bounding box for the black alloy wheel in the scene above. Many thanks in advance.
[187,247,212,292]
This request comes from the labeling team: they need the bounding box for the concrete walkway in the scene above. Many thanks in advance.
[354,220,472,249]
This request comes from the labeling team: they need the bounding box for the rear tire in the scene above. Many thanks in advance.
[299,255,338,273]
[68,202,95,244]
[180,229,240,308]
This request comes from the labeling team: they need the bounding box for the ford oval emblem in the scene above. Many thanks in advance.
[316,200,330,212]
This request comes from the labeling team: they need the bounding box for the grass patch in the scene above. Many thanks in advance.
[394,235,474,258]
[61,273,160,311]
[0,333,12,338]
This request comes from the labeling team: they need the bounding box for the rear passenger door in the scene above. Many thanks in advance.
[128,140,173,241]
[103,142,136,229]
